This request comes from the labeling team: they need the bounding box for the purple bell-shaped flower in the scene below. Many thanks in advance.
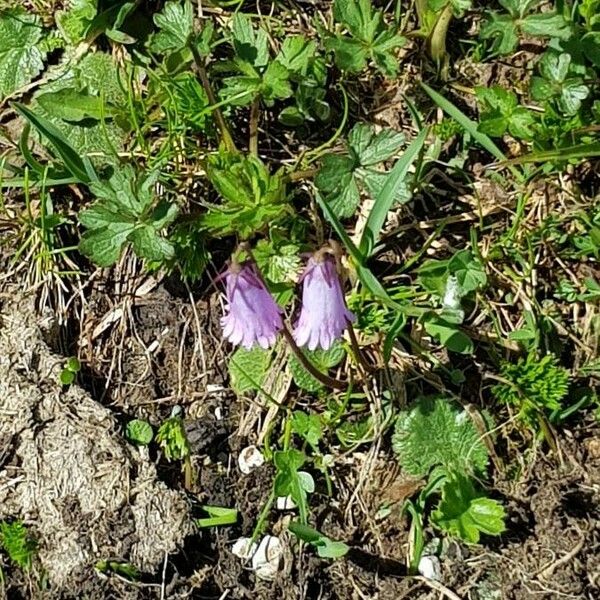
[293,254,355,351]
[221,261,283,349]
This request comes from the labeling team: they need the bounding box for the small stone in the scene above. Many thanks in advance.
[418,555,441,581]
[238,445,265,474]
[231,535,284,581]
[231,537,256,560]
[275,496,297,510]
[252,535,283,581]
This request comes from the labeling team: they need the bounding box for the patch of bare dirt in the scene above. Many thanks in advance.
[0,291,192,596]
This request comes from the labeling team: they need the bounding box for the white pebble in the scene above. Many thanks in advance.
[238,445,265,474]
[275,496,297,510]
[418,555,441,581]
[231,535,284,581]
[252,535,283,581]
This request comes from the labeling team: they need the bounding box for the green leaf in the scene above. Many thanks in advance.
[480,3,569,56]
[316,160,360,219]
[202,152,287,238]
[349,123,405,166]
[448,249,487,293]
[315,154,356,192]
[531,52,589,116]
[150,0,194,53]
[476,86,535,140]
[196,505,238,528]
[276,36,316,74]
[418,257,450,296]
[371,30,406,76]
[579,0,600,30]
[78,166,177,266]
[253,239,301,284]
[229,346,272,394]
[129,224,176,262]
[36,88,119,122]
[328,0,404,76]
[79,223,132,267]
[0,11,47,99]
[274,450,312,523]
[231,13,269,68]
[289,343,346,392]
[420,82,522,181]
[55,0,97,45]
[12,102,97,183]
[126,419,154,446]
[431,473,506,544]
[219,67,261,107]
[261,60,292,103]
[423,313,473,354]
[290,411,323,450]
[279,105,305,126]
[316,122,411,222]
[66,357,81,372]
[288,522,349,558]
[0,521,36,570]
[59,369,76,385]
[156,416,190,461]
[95,560,139,580]
[326,37,369,72]
[538,51,570,82]
[359,127,427,257]
[479,13,518,55]
[521,13,571,39]
[104,1,138,44]
[492,353,570,426]
[167,72,210,131]
[74,52,126,106]
[29,52,128,159]
[333,0,380,41]
[392,396,489,477]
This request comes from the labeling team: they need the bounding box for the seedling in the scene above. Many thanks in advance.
[59,357,81,386]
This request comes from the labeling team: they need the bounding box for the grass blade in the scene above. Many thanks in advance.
[359,127,428,257]
[316,192,422,315]
[12,102,98,184]
[315,192,364,265]
[500,142,600,165]
[420,82,523,181]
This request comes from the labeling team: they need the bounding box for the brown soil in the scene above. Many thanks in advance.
[1,273,599,599]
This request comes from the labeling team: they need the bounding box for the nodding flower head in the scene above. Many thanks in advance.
[221,261,283,349]
[293,253,355,351]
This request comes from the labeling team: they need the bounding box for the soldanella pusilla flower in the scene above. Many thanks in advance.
[220,260,284,349]
[220,246,355,352]
[293,252,355,351]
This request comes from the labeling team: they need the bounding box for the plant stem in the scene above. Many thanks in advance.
[281,327,347,390]
[190,45,237,154]
[347,324,377,373]
[285,168,317,182]
[249,97,260,155]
